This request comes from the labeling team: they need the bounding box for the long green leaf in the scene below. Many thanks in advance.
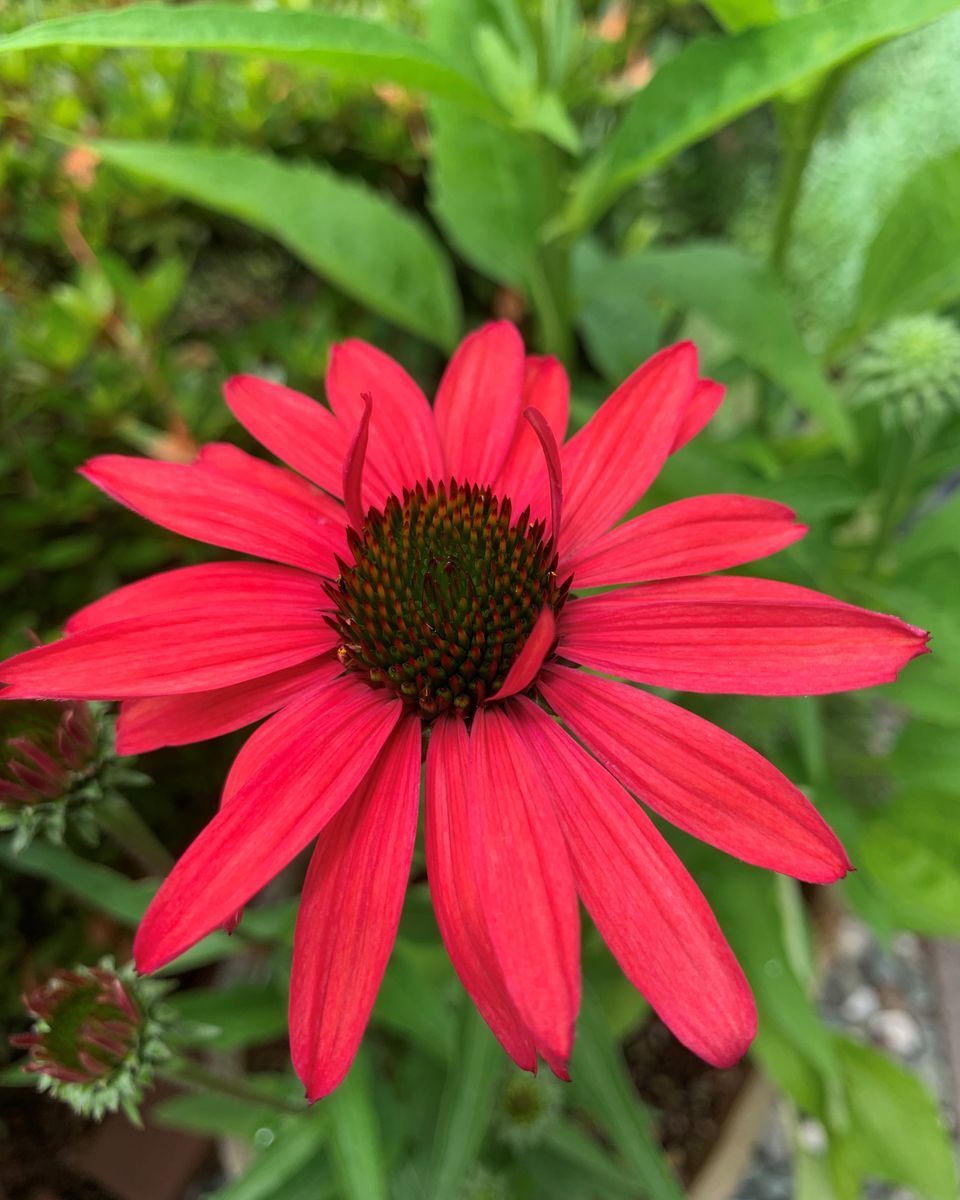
[574,240,855,451]
[0,838,289,970]
[326,1049,387,1200]
[569,991,683,1200]
[860,790,960,936]
[836,1035,958,1200]
[206,1117,329,1200]
[706,866,839,1085]
[564,0,960,231]
[855,147,960,331]
[0,837,154,925]
[172,982,289,1050]
[0,5,499,121]
[429,104,554,292]
[426,1005,505,1200]
[89,138,461,350]
[425,0,566,337]
[704,0,779,31]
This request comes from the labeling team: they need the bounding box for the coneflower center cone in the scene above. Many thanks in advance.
[327,481,567,719]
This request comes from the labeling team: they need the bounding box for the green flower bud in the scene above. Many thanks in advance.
[847,314,960,434]
[0,700,149,851]
[495,1071,563,1150]
[10,959,171,1124]
[458,1166,510,1200]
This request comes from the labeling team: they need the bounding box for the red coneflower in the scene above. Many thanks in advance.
[0,323,928,1099]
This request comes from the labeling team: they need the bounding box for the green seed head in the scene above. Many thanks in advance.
[847,314,960,432]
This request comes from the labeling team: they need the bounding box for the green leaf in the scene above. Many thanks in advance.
[0,838,290,971]
[426,1005,505,1200]
[835,1035,958,1200]
[564,0,960,230]
[575,241,854,451]
[172,983,289,1050]
[703,0,780,32]
[568,990,683,1200]
[428,103,556,291]
[896,490,960,567]
[854,150,960,331]
[860,790,960,936]
[205,1116,329,1200]
[424,0,561,297]
[571,239,660,383]
[130,256,191,331]
[0,5,499,120]
[326,1049,387,1200]
[152,1087,285,1140]
[795,1136,860,1200]
[885,653,960,728]
[890,721,960,794]
[372,938,456,1062]
[706,866,839,1085]
[0,837,154,925]
[536,1119,642,1197]
[90,139,461,350]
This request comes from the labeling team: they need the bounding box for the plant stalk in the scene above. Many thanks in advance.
[97,795,174,876]
[161,1059,306,1116]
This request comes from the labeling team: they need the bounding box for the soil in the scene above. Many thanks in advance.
[624,1016,752,1187]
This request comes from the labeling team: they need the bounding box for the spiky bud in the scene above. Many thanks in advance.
[495,1072,563,1149]
[0,701,148,851]
[847,314,960,434]
[10,960,171,1125]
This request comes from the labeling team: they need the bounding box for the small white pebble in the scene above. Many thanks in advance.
[834,918,872,960]
[796,1118,827,1155]
[841,985,880,1023]
[893,931,921,960]
[870,1009,923,1057]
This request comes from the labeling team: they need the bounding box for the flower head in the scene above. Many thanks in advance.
[0,322,928,1100]
[847,313,960,432]
[0,700,102,849]
[10,959,170,1123]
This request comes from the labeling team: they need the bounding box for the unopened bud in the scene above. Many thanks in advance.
[11,960,170,1124]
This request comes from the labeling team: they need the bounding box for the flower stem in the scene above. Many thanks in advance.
[161,1059,306,1115]
[97,795,174,876]
[865,433,920,574]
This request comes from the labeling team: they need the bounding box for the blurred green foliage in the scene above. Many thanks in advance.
[2,0,960,1197]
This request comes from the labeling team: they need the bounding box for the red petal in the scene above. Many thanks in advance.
[565,494,806,586]
[558,343,698,556]
[341,392,372,532]
[195,442,338,509]
[469,705,580,1076]
[539,666,850,883]
[290,716,422,1100]
[116,657,340,754]
[488,606,556,703]
[557,576,930,694]
[434,322,525,487]
[134,678,403,972]
[425,718,536,1071]
[518,696,756,1067]
[223,375,347,496]
[66,562,330,634]
[671,378,724,453]
[495,356,570,518]
[80,451,345,574]
[1,610,336,700]
[326,339,445,506]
